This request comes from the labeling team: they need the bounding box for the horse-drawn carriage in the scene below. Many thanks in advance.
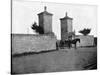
[56,38,80,49]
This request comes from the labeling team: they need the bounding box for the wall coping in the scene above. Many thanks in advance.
[11,34,57,39]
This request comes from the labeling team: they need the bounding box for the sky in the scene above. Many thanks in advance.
[12,0,97,39]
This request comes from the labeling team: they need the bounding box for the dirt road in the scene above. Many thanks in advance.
[12,47,97,74]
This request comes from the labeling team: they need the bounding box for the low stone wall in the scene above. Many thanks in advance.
[11,34,57,54]
[75,35,94,47]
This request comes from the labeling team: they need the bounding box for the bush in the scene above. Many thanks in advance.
[79,28,91,36]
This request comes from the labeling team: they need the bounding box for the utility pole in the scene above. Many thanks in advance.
[73,29,76,39]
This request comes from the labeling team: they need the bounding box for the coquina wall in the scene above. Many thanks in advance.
[75,35,94,47]
[12,34,57,54]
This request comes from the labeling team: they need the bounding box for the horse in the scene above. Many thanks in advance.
[56,38,80,49]
[70,38,80,49]
[65,38,80,49]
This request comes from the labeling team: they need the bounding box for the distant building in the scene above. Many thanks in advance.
[60,12,74,40]
[75,35,94,47]
[38,6,53,34]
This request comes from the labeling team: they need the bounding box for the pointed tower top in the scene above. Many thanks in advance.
[65,12,67,17]
[44,6,47,11]
[38,6,53,15]
[60,12,73,20]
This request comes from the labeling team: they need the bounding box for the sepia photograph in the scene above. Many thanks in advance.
[11,0,97,74]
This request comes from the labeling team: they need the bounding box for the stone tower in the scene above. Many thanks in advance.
[60,12,73,40]
[38,6,53,34]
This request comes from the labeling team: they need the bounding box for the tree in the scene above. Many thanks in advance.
[79,28,91,36]
[31,22,44,34]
